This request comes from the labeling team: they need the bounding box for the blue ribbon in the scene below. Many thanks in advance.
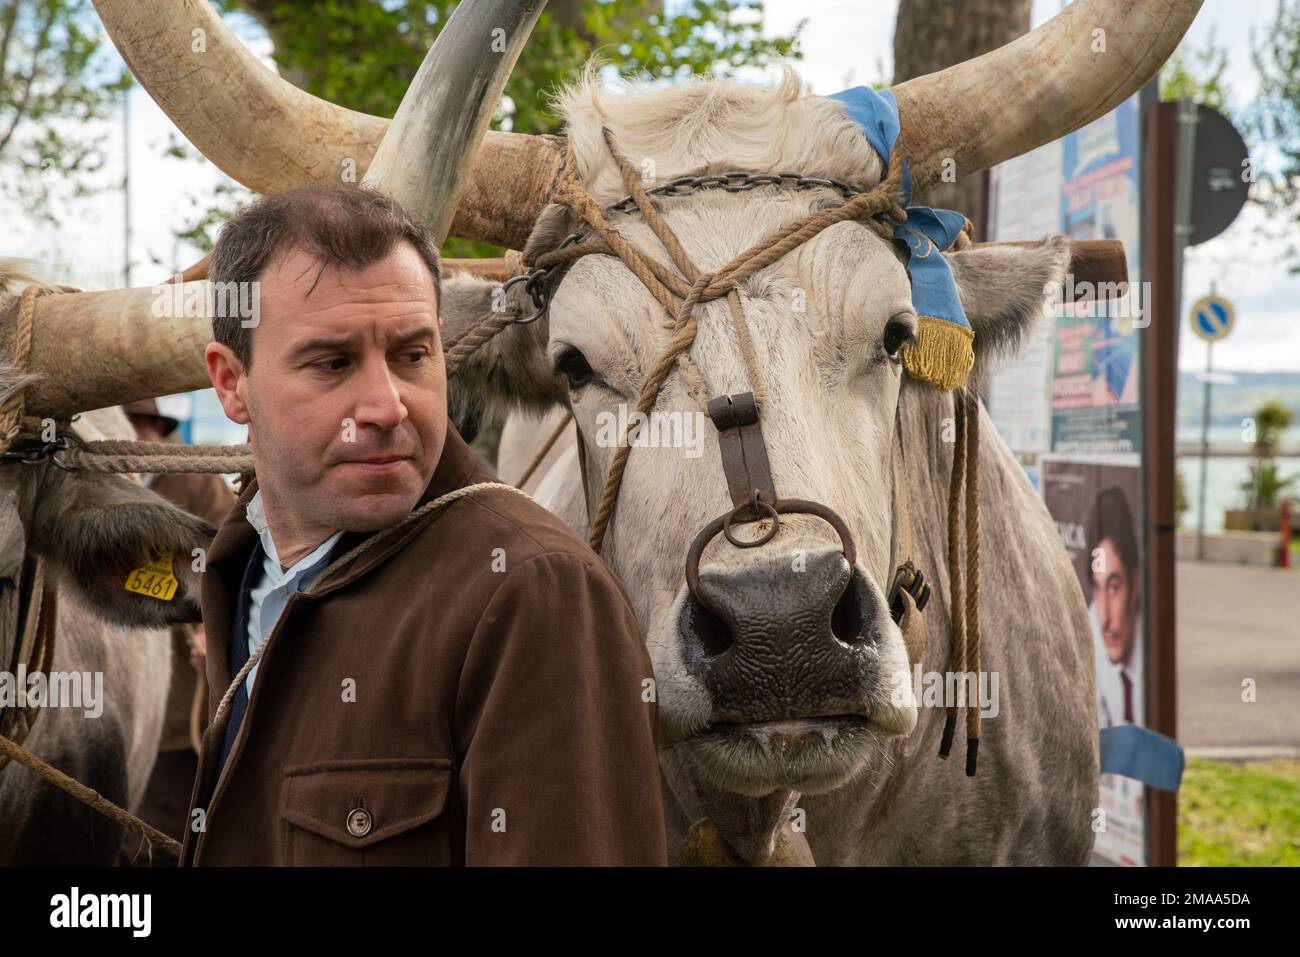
[1099,725,1185,793]
[828,86,971,338]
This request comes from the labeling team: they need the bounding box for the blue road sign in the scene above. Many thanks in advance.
[1188,294,1235,342]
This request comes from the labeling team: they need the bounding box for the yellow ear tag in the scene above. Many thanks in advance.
[125,549,179,601]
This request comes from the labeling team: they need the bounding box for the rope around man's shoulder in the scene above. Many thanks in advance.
[309,481,537,592]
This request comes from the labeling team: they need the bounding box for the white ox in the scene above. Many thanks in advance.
[31,0,1200,865]
[468,73,1100,864]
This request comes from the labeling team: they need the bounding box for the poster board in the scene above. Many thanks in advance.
[987,95,1148,866]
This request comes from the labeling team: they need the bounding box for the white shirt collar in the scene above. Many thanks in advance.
[245,489,344,585]
[1120,620,1143,683]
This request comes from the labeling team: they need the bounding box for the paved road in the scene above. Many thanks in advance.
[1177,561,1300,751]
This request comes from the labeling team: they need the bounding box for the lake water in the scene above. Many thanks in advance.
[1177,426,1300,532]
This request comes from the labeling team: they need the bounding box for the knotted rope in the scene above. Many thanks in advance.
[60,441,254,474]
[0,286,83,454]
[937,388,982,775]
[515,128,984,773]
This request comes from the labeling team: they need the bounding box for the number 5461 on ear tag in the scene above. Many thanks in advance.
[125,549,179,601]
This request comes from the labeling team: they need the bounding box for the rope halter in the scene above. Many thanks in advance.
[510,128,983,774]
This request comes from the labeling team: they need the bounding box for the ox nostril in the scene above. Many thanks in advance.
[681,594,733,657]
[681,553,879,662]
[830,573,869,644]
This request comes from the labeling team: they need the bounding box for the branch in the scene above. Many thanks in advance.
[0,0,20,89]
[0,0,56,158]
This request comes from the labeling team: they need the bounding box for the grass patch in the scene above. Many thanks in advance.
[1179,758,1300,866]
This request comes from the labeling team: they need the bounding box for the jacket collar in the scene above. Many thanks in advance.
[202,420,494,694]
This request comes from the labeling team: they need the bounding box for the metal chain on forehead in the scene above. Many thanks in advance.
[532,127,910,554]
[503,169,863,326]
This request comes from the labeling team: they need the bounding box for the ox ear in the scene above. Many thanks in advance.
[29,468,216,627]
[440,272,566,422]
[943,236,1070,391]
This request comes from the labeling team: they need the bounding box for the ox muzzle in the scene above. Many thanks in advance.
[678,392,928,736]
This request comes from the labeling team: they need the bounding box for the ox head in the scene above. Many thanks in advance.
[443,78,1079,802]
[12,0,1200,863]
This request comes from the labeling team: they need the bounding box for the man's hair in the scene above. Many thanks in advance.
[208,184,441,368]
[1086,486,1141,595]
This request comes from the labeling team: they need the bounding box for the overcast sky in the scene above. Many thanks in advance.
[2,0,1293,373]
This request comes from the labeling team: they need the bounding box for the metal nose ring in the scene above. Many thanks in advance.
[723,490,780,549]
[685,496,858,607]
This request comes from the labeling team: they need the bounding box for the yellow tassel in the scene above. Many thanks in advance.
[901,316,974,392]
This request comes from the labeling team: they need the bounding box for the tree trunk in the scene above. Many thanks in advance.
[892,0,1032,238]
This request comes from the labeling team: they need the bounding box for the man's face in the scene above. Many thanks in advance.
[207,241,446,534]
[1091,538,1138,666]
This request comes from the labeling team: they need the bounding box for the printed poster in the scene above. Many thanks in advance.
[1050,99,1142,456]
[1042,460,1146,867]
[986,141,1062,455]
[986,94,1149,866]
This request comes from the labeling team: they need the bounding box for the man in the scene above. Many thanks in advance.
[118,397,235,865]
[1086,486,1143,728]
[181,184,666,865]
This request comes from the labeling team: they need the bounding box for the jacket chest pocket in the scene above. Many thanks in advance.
[279,757,455,866]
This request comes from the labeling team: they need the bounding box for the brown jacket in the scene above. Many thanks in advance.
[180,422,666,866]
[148,471,237,753]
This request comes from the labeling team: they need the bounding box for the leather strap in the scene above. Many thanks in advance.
[889,401,928,666]
[706,392,776,516]
[0,556,56,772]
[8,554,44,683]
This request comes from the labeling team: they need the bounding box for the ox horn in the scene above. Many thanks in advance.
[14,0,550,417]
[92,0,562,249]
[362,0,545,246]
[891,0,1204,184]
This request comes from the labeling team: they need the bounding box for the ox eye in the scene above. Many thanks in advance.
[883,319,916,360]
[553,346,594,390]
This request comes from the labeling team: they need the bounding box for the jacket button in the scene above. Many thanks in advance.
[346,807,373,837]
